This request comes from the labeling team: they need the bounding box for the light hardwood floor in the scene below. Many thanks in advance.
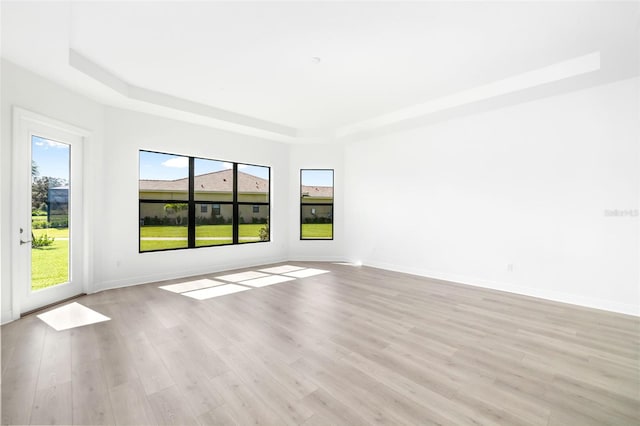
[2,262,639,425]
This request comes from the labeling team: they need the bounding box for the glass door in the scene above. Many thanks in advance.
[13,108,86,316]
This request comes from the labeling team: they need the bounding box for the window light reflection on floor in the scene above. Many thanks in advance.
[37,266,332,331]
[159,278,225,294]
[182,284,250,300]
[215,271,269,282]
[156,265,331,301]
[258,265,305,274]
[37,302,110,331]
[240,275,295,288]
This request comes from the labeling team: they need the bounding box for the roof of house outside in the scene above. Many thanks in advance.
[301,185,333,198]
[139,169,267,193]
[140,169,333,198]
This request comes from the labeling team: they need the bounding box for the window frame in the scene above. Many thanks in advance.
[300,168,334,241]
[236,162,270,245]
[139,150,270,253]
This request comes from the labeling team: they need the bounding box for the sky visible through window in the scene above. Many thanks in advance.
[302,169,333,187]
[32,135,69,181]
[139,151,270,181]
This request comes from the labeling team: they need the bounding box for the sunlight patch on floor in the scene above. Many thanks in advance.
[240,275,295,288]
[258,265,305,274]
[37,302,110,331]
[182,284,251,300]
[159,278,224,294]
[215,271,269,282]
[158,265,332,301]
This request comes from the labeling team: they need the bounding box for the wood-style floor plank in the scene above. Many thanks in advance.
[146,384,199,425]
[70,359,114,425]
[2,261,639,425]
[29,381,72,425]
[107,379,155,426]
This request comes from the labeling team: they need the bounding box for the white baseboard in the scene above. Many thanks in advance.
[288,255,346,262]
[361,260,639,317]
[1,309,14,325]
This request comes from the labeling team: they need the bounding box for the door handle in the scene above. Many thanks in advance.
[19,227,31,245]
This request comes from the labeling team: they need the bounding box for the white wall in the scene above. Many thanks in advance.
[345,77,640,315]
[95,107,290,291]
[1,60,105,323]
[288,144,345,261]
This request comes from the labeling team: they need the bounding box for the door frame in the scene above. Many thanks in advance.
[11,107,92,319]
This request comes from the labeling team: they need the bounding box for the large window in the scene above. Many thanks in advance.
[300,169,334,240]
[139,150,270,252]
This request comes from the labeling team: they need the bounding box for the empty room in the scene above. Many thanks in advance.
[1,1,638,425]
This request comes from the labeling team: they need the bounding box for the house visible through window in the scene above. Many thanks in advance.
[300,169,334,240]
[139,150,270,252]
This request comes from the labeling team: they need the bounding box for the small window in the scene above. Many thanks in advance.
[300,169,334,240]
[253,205,260,213]
[213,203,221,215]
[200,205,208,213]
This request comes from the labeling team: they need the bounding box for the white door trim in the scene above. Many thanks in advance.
[11,107,93,320]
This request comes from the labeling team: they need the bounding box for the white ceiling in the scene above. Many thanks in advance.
[2,1,638,142]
